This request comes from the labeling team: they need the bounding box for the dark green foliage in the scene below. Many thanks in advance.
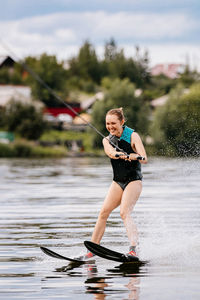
[67,39,150,90]
[151,85,200,156]
[68,41,101,85]
[0,107,5,128]
[0,64,24,85]
[24,54,68,107]
[78,41,101,83]
[178,66,200,87]
[91,78,150,147]
[3,101,47,140]
[0,68,10,84]
[101,41,150,88]
[0,142,68,158]
[13,142,32,157]
[143,74,177,101]
[0,143,15,157]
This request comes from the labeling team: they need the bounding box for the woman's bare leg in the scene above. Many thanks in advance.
[91,181,123,244]
[120,181,142,246]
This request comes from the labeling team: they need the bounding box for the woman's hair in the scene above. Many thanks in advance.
[106,107,125,122]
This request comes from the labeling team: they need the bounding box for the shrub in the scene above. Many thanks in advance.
[0,143,15,157]
[31,146,67,157]
[13,142,32,157]
[3,100,47,140]
[151,84,200,156]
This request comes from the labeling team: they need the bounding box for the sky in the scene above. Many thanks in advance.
[0,0,200,69]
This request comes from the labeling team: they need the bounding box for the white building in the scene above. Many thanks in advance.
[0,84,43,108]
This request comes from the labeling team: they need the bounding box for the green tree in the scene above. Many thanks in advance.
[132,46,151,88]
[151,84,200,156]
[108,50,127,79]
[78,41,100,83]
[68,41,101,85]
[102,40,151,88]
[0,64,24,85]
[178,65,200,87]
[143,74,177,101]
[3,100,47,140]
[91,78,150,147]
[104,38,118,61]
[0,67,10,84]
[24,54,67,107]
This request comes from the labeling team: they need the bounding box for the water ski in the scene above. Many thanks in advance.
[40,246,94,263]
[84,241,144,264]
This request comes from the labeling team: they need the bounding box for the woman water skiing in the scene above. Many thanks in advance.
[83,107,147,260]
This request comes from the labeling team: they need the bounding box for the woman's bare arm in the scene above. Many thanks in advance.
[102,137,124,159]
[130,132,148,164]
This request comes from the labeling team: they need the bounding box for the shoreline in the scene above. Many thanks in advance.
[0,142,199,158]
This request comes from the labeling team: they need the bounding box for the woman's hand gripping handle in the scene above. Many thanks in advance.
[115,153,145,161]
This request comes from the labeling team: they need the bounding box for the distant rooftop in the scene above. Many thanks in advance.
[151,63,185,79]
[0,56,15,68]
[151,88,190,108]
[151,94,169,107]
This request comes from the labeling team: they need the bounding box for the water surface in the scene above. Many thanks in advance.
[0,157,200,299]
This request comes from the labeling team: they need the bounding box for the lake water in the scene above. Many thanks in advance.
[0,157,200,300]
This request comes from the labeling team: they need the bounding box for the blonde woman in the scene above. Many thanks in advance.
[83,108,147,260]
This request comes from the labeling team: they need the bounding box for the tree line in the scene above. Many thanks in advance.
[0,39,154,107]
[0,39,199,156]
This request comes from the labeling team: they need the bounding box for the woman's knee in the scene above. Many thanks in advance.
[99,207,111,220]
[120,209,130,221]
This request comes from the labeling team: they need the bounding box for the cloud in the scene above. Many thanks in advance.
[93,11,196,40]
[122,43,200,69]
[0,10,197,42]
[0,10,199,69]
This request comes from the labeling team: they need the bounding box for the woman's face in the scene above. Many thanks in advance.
[106,114,124,136]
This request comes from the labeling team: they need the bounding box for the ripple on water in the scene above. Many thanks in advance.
[0,157,200,300]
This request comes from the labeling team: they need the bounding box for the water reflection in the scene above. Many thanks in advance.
[0,157,200,300]
[107,261,148,275]
[55,260,142,300]
[84,266,141,300]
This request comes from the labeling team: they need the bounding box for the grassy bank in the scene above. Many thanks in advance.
[0,130,102,158]
[39,130,92,151]
[0,130,173,158]
[0,141,67,158]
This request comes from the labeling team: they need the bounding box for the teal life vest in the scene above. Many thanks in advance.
[109,126,142,182]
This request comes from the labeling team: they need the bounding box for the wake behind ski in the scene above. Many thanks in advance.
[40,246,90,263]
[84,241,143,263]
